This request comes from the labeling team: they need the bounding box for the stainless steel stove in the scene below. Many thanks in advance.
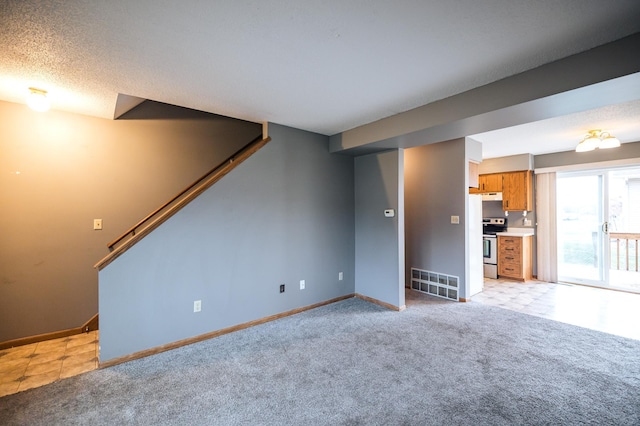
[482,217,507,279]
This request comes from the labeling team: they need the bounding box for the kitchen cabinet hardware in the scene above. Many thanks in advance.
[498,235,532,281]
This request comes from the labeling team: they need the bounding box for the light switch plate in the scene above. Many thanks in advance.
[384,209,395,218]
[93,219,103,230]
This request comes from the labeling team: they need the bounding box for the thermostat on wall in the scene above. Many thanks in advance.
[384,209,395,218]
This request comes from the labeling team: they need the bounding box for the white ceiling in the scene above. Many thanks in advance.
[470,99,640,159]
[1,1,640,158]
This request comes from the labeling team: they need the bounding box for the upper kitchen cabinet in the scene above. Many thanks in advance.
[469,173,503,194]
[502,171,533,211]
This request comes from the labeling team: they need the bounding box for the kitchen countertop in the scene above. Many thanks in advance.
[496,228,535,237]
[496,232,534,237]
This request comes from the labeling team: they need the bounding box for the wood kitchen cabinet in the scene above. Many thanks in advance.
[469,173,503,194]
[468,170,533,211]
[502,170,533,211]
[498,235,533,281]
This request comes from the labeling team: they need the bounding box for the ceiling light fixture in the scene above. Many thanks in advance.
[27,87,50,112]
[575,129,620,152]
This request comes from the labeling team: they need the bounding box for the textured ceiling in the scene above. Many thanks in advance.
[470,99,640,159]
[1,1,640,156]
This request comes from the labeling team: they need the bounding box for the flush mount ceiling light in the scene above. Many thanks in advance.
[27,87,50,112]
[575,129,621,152]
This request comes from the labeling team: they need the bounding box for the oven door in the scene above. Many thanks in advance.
[483,235,497,264]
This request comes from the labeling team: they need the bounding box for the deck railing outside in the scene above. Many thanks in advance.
[610,232,640,271]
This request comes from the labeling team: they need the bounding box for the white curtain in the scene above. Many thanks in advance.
[536,172,558,282]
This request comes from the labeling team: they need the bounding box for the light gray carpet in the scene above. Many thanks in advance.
[1,292,639,425]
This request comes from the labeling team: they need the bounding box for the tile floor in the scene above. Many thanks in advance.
[471,278,640,341]
[0,331,98,398]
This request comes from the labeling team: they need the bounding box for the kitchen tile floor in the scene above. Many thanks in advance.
[0,331,98,398]
[472,278,640,341]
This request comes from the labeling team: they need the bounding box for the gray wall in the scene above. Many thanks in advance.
[354,150,405,309]
[99,123,355,362]
[405,139,468,295]
[0,100,261,342]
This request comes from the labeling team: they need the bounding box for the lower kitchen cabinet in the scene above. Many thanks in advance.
[498,235,533,281]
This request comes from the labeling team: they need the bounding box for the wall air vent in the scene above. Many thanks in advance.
[410,268,459,301]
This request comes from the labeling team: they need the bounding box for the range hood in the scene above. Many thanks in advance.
[481,192,503,201]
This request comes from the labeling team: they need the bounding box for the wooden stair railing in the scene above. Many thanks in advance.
[95,135,271,270]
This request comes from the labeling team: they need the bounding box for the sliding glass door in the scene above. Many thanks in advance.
[608,168,640,292]
[557,171,607,286]
[557,167,640,292]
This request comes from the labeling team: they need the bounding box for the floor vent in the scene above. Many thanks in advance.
[410,268,459,301]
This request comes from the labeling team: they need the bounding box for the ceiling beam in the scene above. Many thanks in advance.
[330,32,640,155]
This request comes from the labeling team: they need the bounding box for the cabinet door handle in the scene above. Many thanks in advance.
[506,248,514,251]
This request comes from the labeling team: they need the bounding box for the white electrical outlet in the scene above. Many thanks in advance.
[450,215,460,224]
[193,300,201,312]
[300,280,305,290]
[338,272,343,281]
